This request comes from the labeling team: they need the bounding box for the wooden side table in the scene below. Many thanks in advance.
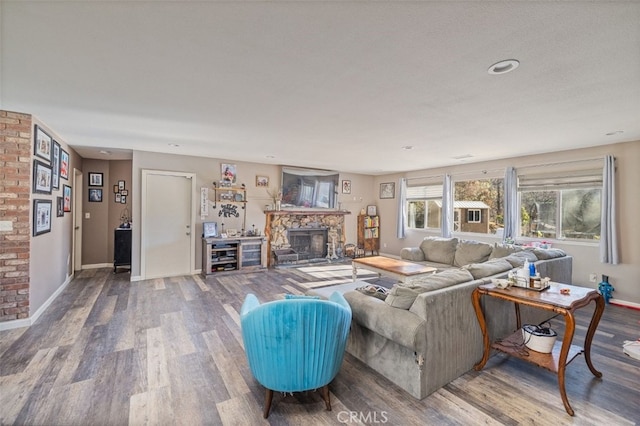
[472,282,604,416]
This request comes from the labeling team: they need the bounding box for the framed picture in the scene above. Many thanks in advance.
[115,194,121,203]
[89,188,103,202]
[33,160,52,194]
[52,141,60,190]
[120,195,126,204]
[342,180,351,194]
[89,172,103,187]
[367,205,377,216]
[256,175,269,187]
[33,199,52,236]
[63,185,72,212]
[226,228,238,237]
[118,180,125,191]
[203,221,218,238]
[380,182,395,199]
[120,189,128,196]
[60,149,69,180]
[34,125,52,162]
[56,197,64,217]
[113,184,119,194]
[221,163,237,184]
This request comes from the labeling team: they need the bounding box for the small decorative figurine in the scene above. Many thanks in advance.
[598,275,614,303]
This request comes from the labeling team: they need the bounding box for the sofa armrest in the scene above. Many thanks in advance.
[401,247,425,262]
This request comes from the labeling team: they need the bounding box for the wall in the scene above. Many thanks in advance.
[130,151,374,279]
[1,110,81,325]
[375,140,640,305]
[81,159,132,266]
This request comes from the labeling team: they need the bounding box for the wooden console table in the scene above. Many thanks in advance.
[471,283,604,416]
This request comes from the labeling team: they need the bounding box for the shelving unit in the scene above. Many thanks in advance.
[202,236,266,276]
[357,214,380,256]
[212,181,248,233]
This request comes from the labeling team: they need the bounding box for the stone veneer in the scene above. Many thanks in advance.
[264,210,350,266]
[0,111,32,322]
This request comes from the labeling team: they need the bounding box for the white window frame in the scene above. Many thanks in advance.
[467,209,481,223]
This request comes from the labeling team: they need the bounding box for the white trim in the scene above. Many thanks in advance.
[130,275,143,282]
[0,275,73,331]
[610,299,640,311]
[81,263,113,269]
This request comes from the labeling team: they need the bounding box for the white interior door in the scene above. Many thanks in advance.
[141,170,195,279]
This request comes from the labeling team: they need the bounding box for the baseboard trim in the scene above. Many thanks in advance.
[0,274,73,331]
[610,299,640,311]
[82,263,113,270]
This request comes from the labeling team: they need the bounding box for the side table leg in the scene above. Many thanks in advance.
[352,263,357,282]
[584,294,605,377]
[558,311,576,416]
[472,289,490,371]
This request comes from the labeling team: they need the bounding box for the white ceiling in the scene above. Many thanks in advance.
[2,1,639,174]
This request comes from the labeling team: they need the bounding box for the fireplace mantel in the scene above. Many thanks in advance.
[264,210,351,266]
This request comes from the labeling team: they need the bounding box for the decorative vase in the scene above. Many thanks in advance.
[275,200,281,211]
[598,275,614,303]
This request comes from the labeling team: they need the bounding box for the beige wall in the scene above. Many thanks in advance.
[130,151,374,278]
[376,140,640,305]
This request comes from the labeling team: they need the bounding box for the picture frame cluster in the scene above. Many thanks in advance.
[31,125,70,236]
[113,180,127,204]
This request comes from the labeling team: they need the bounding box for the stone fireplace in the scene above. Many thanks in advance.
[264,210,350,266]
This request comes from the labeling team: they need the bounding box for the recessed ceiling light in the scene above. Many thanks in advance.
[99,150,111,155]
[605,130,623,136]
[266,155,275,159]
[488,59,520,75]
[452,154,474,160]
[401,145,414,150]
[168,143,180,147]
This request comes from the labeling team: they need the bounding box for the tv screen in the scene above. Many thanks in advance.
[281,167,339,209]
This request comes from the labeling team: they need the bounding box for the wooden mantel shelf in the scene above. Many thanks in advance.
[264,210,351,215]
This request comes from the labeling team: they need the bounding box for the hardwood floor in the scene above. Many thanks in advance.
[1,268,638,425]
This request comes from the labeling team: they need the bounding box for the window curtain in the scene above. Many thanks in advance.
[442,174,453,238]
[397,178,407,238]
[503,166,518,241]
[600,155,619,264]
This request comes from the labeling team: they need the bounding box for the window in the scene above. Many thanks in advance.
[406,184,442,229]
[467,209,481,223]
[454,178,504,234]
[518,168,602,240]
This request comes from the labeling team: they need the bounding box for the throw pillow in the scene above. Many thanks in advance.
[531,248,567,260]
[489,242,525,259]
[453,240,493,267]
[464,258,513,280]
[503,250,538,267]
[356,284,389,301]
[419,237,458,265]
[384,284,428,309]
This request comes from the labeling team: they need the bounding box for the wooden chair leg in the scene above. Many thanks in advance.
[263,388,274,419]
[320,385,331,411]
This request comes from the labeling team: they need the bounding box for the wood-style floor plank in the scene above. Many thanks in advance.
[1,267,639,425]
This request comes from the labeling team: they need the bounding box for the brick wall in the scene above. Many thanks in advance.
[0,111,32,322]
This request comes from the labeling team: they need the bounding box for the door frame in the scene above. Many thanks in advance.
[140,169,196,280]
[72,168,83,274]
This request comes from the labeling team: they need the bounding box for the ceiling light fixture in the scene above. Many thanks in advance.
[605,130,624,136]
[488,59,520,75]
[99,150,111,155]
[401,145,414,150]
[168,143,180,147]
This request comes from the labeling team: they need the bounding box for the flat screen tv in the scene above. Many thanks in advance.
[281,167,339,209]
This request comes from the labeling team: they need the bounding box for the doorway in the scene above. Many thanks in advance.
[141,170,195,279]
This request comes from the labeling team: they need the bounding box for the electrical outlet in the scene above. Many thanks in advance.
[589,273,597,282]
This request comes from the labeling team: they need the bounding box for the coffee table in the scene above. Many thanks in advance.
[472,282,604,416]
[351,256,437,284]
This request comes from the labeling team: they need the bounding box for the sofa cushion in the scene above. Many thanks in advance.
[464,258,513,279]
[531,248,567,260]
[453,240,493,267]
[419,237,458,265]
[384,284,429,309]
[400,247,425,262]
[489,242,525,259]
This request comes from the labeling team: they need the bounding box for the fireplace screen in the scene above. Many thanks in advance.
[287,228,328,260]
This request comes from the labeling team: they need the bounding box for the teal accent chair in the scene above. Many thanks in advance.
[240,292,352,418]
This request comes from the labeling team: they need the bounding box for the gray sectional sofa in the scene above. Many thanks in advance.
[340,237,572,399]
